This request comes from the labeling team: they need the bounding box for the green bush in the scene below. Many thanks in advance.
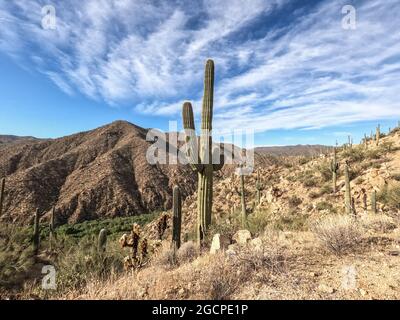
[315,201,336,213]
[377,183,400,210]
[288,196,302,208]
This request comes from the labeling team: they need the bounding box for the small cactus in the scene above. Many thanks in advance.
[330,148,339,193]
[33,209,40,255]
[49,206,56,250]
[344,163,352,215]
[255,169,262,204]
[98,228,107,253]
[0,177,4,216]
[376,124,380,146]
[371,190,377,214]
[172,186,182,251]
[362,188,367,212]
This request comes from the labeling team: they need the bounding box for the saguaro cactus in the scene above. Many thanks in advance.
[371,190,377,214]
[256,169,262,204]
[348,135,352,148]
[172,186,182,251]
[344,163,352,215]
[376,124,380,146]
[33,209,40,255]
[182,59,224,246]
[330,148,339,193]
[240,166,247,227]
[0,178,5,216]
[49,206,56,250]
[364,133,368,149]
[98,228,107,253]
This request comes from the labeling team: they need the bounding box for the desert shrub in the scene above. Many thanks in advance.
[246,209,271,236]
[342,147,366,163]
[380,141,395,153]
[348,166,362,180]
[288,195,302,208]
[391,173,400,182]
[273,212,309,231]
[372,162,382,169]
[55,235,124,292]
[303,176,318,188]
[299,157,310,165]
[318,162,332,182]
[0,225,35,289]
[315,201,336,213]
[377,182,400,210]
[361,215,397,233]
[176,241,198,265]
[311,215,362,255]
[366,149,382,160]
[205,219,238,244]
[354,176,364,185]
[308,191,320,199]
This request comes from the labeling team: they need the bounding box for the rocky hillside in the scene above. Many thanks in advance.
[0,121,199,224]
[255,144,332,157]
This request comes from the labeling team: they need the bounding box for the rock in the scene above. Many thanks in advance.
[232,230,252,245]
[210,234,231,254]
[317,284,335,294]
[178,288,185,295]
[249,238,263,251]
[359,289,368,296]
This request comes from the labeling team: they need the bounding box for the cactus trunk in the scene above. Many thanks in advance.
[240,170,246,227]
[98,229,107,253]
[182,60,223,247]
[376,124,380,146]
[344,164,351,215]
[0,178,4,217]
[330,148,339,193]
[172,186,182,251]
[49,206,56,250]
[33,209,40,255]
[256,170,261,205]
[371,190,377,214]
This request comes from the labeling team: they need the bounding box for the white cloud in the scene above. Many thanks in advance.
[0,0,399,132]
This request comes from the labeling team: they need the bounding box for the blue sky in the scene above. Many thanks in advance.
[0,0,399,146]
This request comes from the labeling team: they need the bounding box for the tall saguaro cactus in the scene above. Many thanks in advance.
[330,148,339,193]
[33,209,40,255]
[344,163,352,215]
[182,60,224,246]
[0,178,5,216]
[240,167,247,227]
[172,186,182,251]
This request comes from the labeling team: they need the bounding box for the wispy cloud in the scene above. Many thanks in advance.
[0,0,399,131]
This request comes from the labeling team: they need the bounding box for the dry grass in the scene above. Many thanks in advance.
[360,214,397,233]
[311,215,363,255]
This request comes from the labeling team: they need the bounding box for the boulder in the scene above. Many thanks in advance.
[232,230,252,245]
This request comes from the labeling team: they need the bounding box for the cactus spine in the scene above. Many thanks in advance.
[371,190,377,214]
[344,163,352,215]
[376,124,380,146]
[98,228,107,253]
[33,209,40,255]
[330,148,339,193]
[182,60,224,246]
[0,178,4,216]
[172,186,182,251]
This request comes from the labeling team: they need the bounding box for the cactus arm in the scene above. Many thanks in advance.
[98,229,107,253]
[182,102,204,173]
[212,144,225,171]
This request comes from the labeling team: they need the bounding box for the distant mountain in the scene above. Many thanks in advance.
[0,121,197,224]
[255,144,332,157]
[0,135,38,146]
